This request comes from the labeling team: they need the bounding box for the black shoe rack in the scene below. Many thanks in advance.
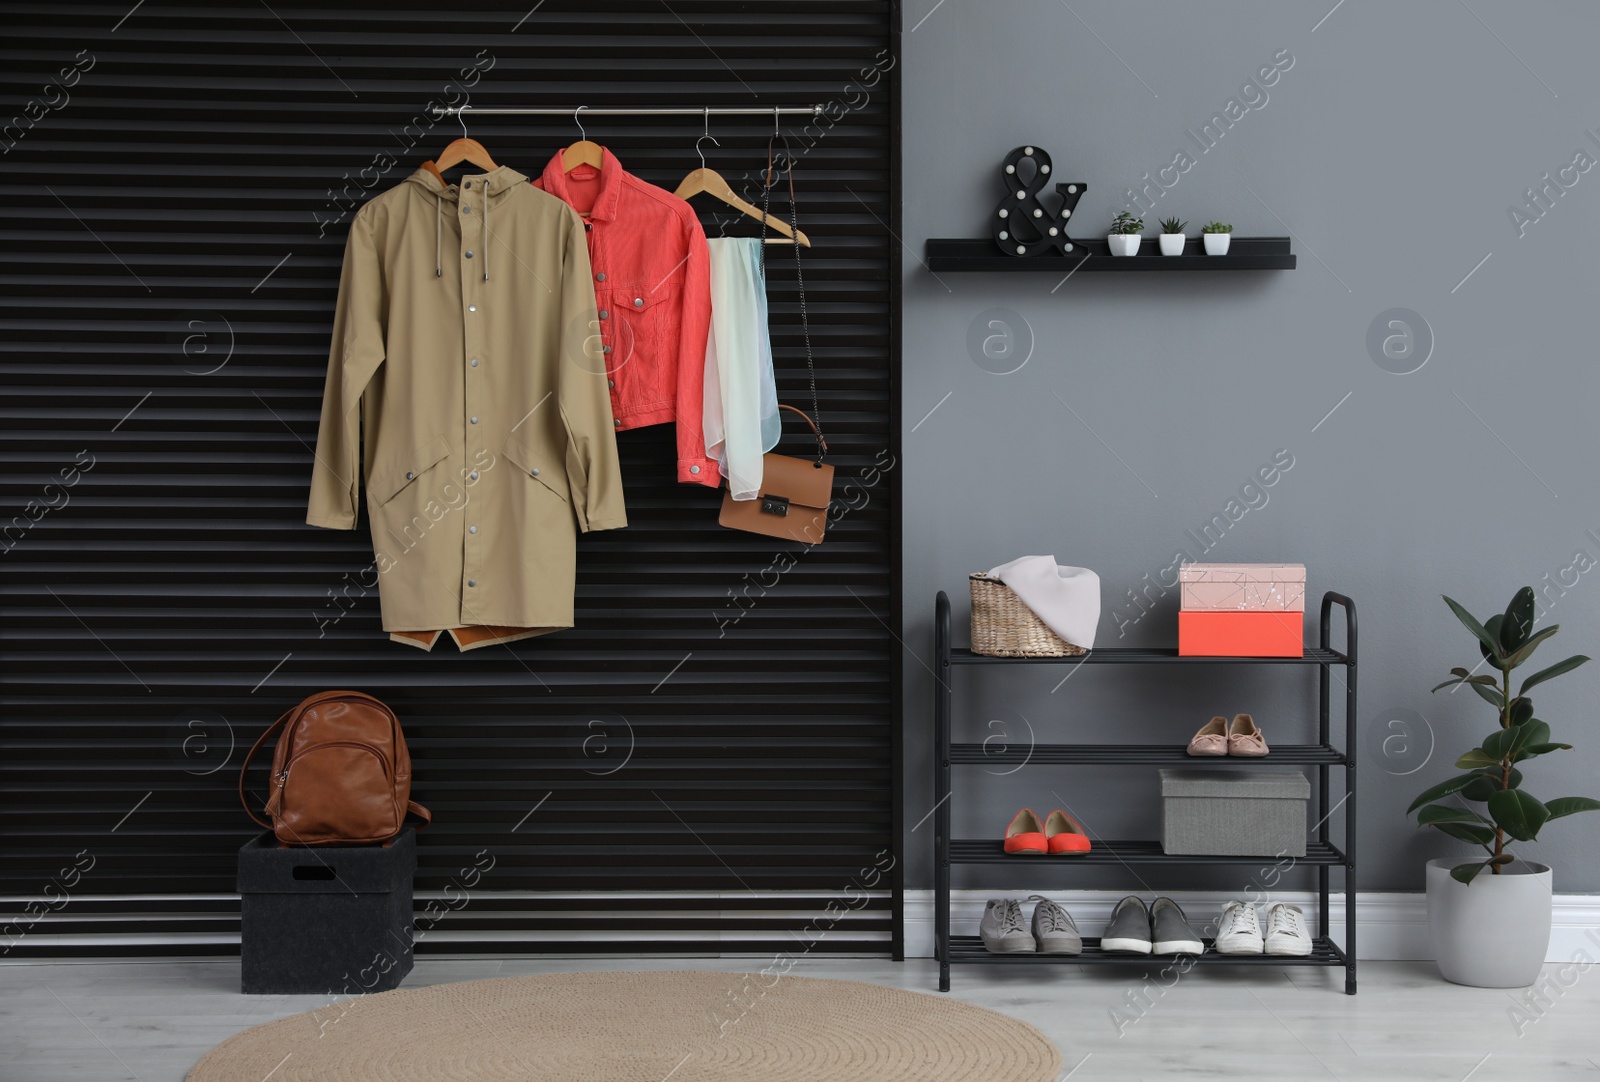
[933,590,1358,994]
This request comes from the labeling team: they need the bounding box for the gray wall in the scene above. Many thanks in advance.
[901,0,1600,893]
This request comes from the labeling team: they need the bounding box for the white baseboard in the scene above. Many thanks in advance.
[903,889,1600,962]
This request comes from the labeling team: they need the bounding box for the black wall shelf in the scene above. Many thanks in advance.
[924,237,1296,272]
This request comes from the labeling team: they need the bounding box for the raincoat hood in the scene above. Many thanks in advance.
[403,165,531,282]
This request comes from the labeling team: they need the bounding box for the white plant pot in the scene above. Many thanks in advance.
[1426,857,1552,988]
[1159,233,1186,256]
[1203,233,1232,256]
[1107,234,1141,257]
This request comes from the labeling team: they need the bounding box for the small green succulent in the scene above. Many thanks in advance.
[1109,211,1144,236]
[1202,221,1233,234]
[1158,217,1186,235]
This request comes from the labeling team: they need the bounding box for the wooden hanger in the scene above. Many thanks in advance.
[673,116,809,247]
[431,106,499,174]
[562,106,604,172]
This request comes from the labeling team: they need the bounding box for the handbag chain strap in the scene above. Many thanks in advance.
[760,134,824,465]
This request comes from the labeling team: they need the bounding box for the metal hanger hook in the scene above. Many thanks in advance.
[458,104,470,139]
[696,109,720,170]
[772,107,780,136]
[695,133,720,170]
[574,105,587,141]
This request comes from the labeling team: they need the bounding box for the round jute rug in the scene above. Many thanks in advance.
[187,970,1060,1082]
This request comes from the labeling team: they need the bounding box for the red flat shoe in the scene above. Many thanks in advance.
[1044,809,1091,855]
[1003,808,1048,854]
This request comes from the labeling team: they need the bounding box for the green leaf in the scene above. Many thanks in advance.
[1445,595,1506,661]
[1462,774,1499,801]
[1483,616,1510,671]
[1431,672,1499,693]
[1456,749,1500,769]
[1418,805,1490,826]
[1508,721,1552,761]
[1475,765,1521,789]
[1452,860,1490,884]
[1500,588,1536,652]
[1482,729,1512,760]
[1510,697,1535,726]
[1490,853,1517,866]
[1519,742,1573,759]
[1468,681,1507,709]
[1407,774,1481,812]
[1544,797,1600,820]
[1436,822,1496,846]
[1488,789,1550,841]
[1520,655,1590,695]
[1505,626,1560,669]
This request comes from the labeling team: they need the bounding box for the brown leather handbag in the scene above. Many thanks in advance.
[239,690,431,846]
[719,405,834,543]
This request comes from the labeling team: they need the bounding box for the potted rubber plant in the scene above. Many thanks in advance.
[1107,211,1143,257]
[1201,221,1232,255]
[1410,587,1599,987]
[1158,217,1187,256]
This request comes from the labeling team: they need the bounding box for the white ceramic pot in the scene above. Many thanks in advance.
[1159,233,1186,256]
[1203,233,1232,256]
[1107,234,1141,257]
[1426,857,1552,988]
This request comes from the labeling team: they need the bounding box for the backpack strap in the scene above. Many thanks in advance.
[406,801,433,830]
[238,704,298,830]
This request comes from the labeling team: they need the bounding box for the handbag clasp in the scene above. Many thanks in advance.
[760,494,790,517]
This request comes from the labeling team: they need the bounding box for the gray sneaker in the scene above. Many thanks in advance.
[1101,895,1151,954]
[980,898,1035,954]
[1028,895,1082,955]
[1150,897,1205,955]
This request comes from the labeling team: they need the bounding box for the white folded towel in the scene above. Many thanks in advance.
[987,555,1101,649]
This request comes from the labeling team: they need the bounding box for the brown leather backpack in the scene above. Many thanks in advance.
[239,690,431,846]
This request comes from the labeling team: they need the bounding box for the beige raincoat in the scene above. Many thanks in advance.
[306,166,627,649]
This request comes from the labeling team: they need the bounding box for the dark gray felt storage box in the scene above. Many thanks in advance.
[237,827,415,995]
[1159,769,1310,857]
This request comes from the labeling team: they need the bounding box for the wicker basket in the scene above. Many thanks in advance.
[969,573,1087,658]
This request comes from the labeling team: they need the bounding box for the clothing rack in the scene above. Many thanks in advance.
[430,106,825,118]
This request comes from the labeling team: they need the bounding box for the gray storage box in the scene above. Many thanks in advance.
[1159,769,1310,857]
[237,827,415,995]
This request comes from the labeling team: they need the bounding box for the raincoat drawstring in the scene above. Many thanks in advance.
[481,180,489,282]
[434,192,442,278]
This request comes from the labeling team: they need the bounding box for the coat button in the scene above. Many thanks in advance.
[633,297,644,308]
[465,250,474,258]
[690,465,701,475]
[468,305,477,312]
[470,358,478,367]
[469,525,478,534]
[469,470,479,480]
[462,206,471,215]
[470,416,479,424]
[405,471,414,480]
[598,310,608,319]
[467,579,477,587]
[531,468,540,477]
[596,272,605,282]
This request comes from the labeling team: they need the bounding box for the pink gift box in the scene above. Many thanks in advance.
[1179,562,1306,612]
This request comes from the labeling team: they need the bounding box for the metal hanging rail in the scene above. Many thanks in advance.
[430,105,825,118]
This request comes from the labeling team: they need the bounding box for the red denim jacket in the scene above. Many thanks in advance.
[535,149,717,487]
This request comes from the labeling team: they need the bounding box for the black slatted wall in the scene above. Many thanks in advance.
[0,0,901,957]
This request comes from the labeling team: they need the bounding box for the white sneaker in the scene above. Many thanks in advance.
[1214,901,1264,955]
[1264,902,1313,956]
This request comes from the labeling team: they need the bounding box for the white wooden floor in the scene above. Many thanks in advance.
[1,956,1597,1081]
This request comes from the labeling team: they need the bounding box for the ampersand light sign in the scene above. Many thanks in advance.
[991,145,1087,257]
